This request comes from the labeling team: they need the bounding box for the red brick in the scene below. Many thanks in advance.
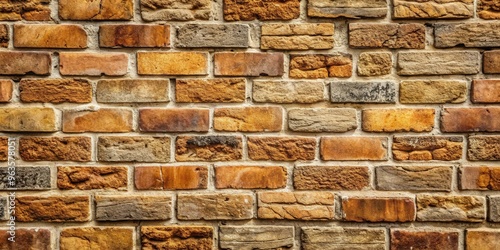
[0,52,51,75]
[293,165,370,190]
[63,108,133,133]
[59,0,133,20]
[342,196,416,222]
[466,229,500,250]
[99,24,170,48]
[0,80,13,102]
[59,52,128,76]
[57,166,128,190]
[14,24,87,48]
[137,52,208,75]
[60,227,134,250]
[320,137,387,161]
[19,136,92,162]
[0,228,51,250]
[16,195,90,222]
[214,107,283,132]
[460,166,500,190]
[484,50,500,73]
[176,78,246,103]
[215,166,287,189]
[135,166,208,190]
[214,52,284,76]
[248,136,316,161]
[441,107,500,132]
[20,78,92,103]
[139,108,209,132]
[391,229,459,250]
[472,79,500,103]
[362,108,435,132]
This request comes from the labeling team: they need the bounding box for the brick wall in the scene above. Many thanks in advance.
[0,0,500,249]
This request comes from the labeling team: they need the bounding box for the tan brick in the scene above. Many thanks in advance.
[214,107,283,132]
[59,0,133,20]
[331,81,396,103]
[63,108,133,133]
[0,52,51,75]
[391,230,459,250]
[435,23,500,48]
[60,228,133,250]
[357,52,392,76]
[392,136,463,161]
[16,195,90,222]
[400,80,467,104]
[20,78,92,103]
[478,0,500,19]
[215,166,287,189]
[14,24,87,48]
[342,196,416,222]
[289,108,357,132]
[141,226,213,250]
[261,23,334,50]
[139,108,209,132]
[484,50,500,73]
[177,24,249,48]
[19,136,92,162]
[393,0,473,19]
[302,227,386,250]
[135,166,208,190]
[176,78,245,103]
[248,136,316,161]
[59,53,128,76]
[460,166,500,190]
[0,228,51,250]
[472,79,500,103]
[258,191,335,220]
[290,53,352,78]
[220,226,295,250]
[294,165,370,190]
[97,79,169,103]
[176,136,242,162]
[377,166,453,191]
[320,137,387,161]
[349,23,425,49]
[57,166,128,190]
[253,80,325,103]
[398,51,480,75]
[0,0,51,21]
[224,0,300,21]
[214,52,284,76]
[95,195,171,221]
[468,135,500,161]
[308,0,387,18]
[362,109,435,132]
[0,80,12,102]
[0,24,8,47]
[0,108,57,132]
[98,136,170,162]
[177,193,253,220]
[99,24,170,48]
[140,0,212,21]
[138,52,208,75]
[441,107,500,132]
[417,194,485,222]
[466,229,500,250]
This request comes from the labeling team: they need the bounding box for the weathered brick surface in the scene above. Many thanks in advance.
[472,79,500,103]
[63,108,133,133]
[177,193,253,220]
[400,80,467,104]
[393,0,473,19]
[0,108,57,132]
[0,229,51,250]
[248,136,316,161]
[135,166,208,190]
[141,0,211,21]
[139,108,209,132]
[215,166,287,189]
[253,81,325,103]
[321,137,388,161]
[98,136,170,162]
[141,226,213,250]
[0,24,7,47]
[362,109,435,132]
[294,165,370,190]
[489,196,500,222]
[441,107,500,132]
[398,51,480,75]
[0,0,51,21]
[342,196,416,222]
[288,108,356,132]
[99,24,170,48]
[177,24,249,48]
[220,226,294,250]
[357,52,392,76]
[435,23,500,48]
[59,0,133,20]
[392,136,463,161]
[302,227,386,250]
[468,135,500,161]
[460,166,500,190]
[20,79,92,103]
[57,166,127,190]
[391,230,459,250]
[349,23,425,49]
[261,23,334,50]
[484,50,500,73]
[478,0,500,19]
[60,227,134,250]
[376,166,452,191]
[14,24,87,48]
[330,81,396,103]
[290,53,352,78]
[0,137,7,161]
[308,0,387,18]
[59,53,128,76]
[214,52,284,76]
[176,78,245,103]
[16,196,90,222]
[258,192,335,220]
[0,52,51,75]
[176,136,242,161]
[97,79,169,103]
[0,80,12,102]
[214,107,283,132]
[0,166,51,190]
[466,230,500,250]
[224,0,300,21]
[95,195,171,221]
[137,52,208,75]
[417,194,485,222]
[20,137,92,162]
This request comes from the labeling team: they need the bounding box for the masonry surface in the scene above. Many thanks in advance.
[0,0,499,249]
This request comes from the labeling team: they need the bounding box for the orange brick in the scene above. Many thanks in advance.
[99,24,170,48]
[20,79,92,103]
[320,137,387,161]
[57,166,128,190]
[16,195,90,222]
[141,226,213,249]
[441,107,500,132]
[342,196,415,222]
[362,108,435,132]
[0,80,13,102]
[14,24,87,48]
[137,52,208,75]
[214,52,284,76]
[59,52,128,76]
[0,137,7,161]
[472,79,500,103]
[135,166,208,190]
[466,229,500,250]
[460,166,500,190]
[97,79,169,103]
[484,50,500,73]
[0,52,51,75]
[19,136,92,162]
[0,0,51,21]
[0,108,57,132]
[290,53,352,78]
[176,78,246,103]
[139,108,209,132]
[392,136,463,161]
[0,24,7,47]
[0,229,51,250]
[248,136,316,161]
[59,0,133,20]
[215,166,287,189]
[214,107,283,132]
[294,165,370,190]
[391,230,459,250]
[60,227,134,250]
[63,108,133,133]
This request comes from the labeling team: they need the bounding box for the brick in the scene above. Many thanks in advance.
[398,51,480,75]
[489,196,500,222]
[289,108,357,132]
[0,0,50,21]
[19,137,92,162]
[59,0,133,20]
[97,79,169,103]
[472,79,500,103]
[258,192,335,220]
[290,53,352,78]
[466,229,500,250]
[349,23,425,49]
[176,136,242,162]
[302,227,386,250]
[342,196,416,222]
[0,137,7,161]
[417,194,485,222]
[135,166,208,190]
[214,52,284,76]
[16,195,90,222]
[460,166,500,190]
[0,166,51,190]
[321,137,387,161]
[391,230,459,250]
[224,0,300,21]
[478,0,500,19]
[60,228,133,250]
[214,107,283,132]
[176,78,245,103]
[261,23,334,50]
[220,226,294,250]
[14,24,87,49]
[139,108,209,132]
[0,197,5,220]
[0,229,51,250]
[0,24,8,47]
[441,108,500,132]
[468,135,500,161]
[357,52,392,76]
[95,195,171,221]
[99,24,169,48]
[253,80,325,103]
[177,24,249,48]
[141,226,213,250]
[435,23,500,48]
[330,81,396,103]
[60,53,128,76]
[98,136,170,162]
[0,108,57,132]
[308,0,387,18]
[484,50,500,73]
[392,136,463,161]
[400,80,467,104]
[140,0,211,21]
[248,136,316,161]
[20,79,92,103]
[0,52,51,75]
[376,166,452,191]
[57,166,127,190]
[362,109,435,132]
[215,166,287,189]
[393,0,473,19]
[294,165,369,190]
[137,52,208,75]
[0,80,12,102]
[63,108,133,133]
[177,193,253,220]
